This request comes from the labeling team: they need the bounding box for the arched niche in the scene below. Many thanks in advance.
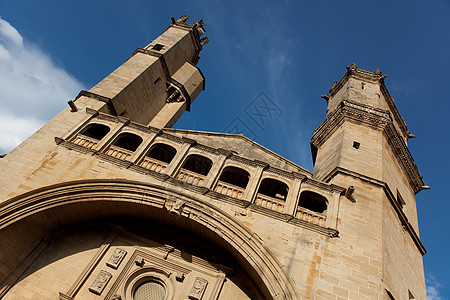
[218,166,250,189]
[298,191,328,213]
[80,123,110,140]
[146,143,177,164]
[180,154,213,176]
[112,132,143,152]
[0,180,300,300]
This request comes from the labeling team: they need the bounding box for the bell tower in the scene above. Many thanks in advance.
[77,15,208,129]
[311,64,428,299]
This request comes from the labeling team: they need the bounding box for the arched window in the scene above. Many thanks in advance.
[147,143,177,164]
[80,123,110,140]
[298,191,328,213]
[258,178,289,201]
[181,154,212,176]
[218,166,250,188]
[112,133,143,152]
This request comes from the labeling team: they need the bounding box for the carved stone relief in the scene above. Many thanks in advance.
[88,270,112,295]
[188,277,208,300]
[106,248,127,269]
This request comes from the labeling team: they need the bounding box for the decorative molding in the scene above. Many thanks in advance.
[164,197,186,216]
[265,167,296,180]
[303,178,345,194]
[383,123,424,194]
[75,90,111,103]
[311,99,391,149]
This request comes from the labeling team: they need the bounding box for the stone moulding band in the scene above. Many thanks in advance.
[54,137,339,237]
[0,179,301,300]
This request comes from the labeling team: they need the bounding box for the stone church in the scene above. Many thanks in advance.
[0,16,428,299]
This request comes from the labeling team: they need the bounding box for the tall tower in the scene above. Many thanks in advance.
[311,63,427,299]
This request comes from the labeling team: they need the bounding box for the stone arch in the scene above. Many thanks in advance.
[0,179,300,299]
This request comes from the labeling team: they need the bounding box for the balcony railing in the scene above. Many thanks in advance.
[176,169,206,186]
[105,145,133,160]
[296,207,326,226]
[139,157,167,173]
[72,134,99,150]
[215,181,245,199]
[254,194,285,213]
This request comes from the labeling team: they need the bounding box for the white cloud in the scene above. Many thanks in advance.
[0,17,84,154]
[426,273,444,300]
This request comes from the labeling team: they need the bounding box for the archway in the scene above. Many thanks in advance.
[0,179,300,299]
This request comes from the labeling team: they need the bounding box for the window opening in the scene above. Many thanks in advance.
[298,191,328,213]
[80,123,110,140]
[218,166,250,188]
[181,155,212,176]
[152,44,164,51]
[258,178,289,200]
[113,133,143,152]
[134,281,165,300]
[147,143,177,164]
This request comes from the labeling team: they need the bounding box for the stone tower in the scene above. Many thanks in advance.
[0,18,427,300]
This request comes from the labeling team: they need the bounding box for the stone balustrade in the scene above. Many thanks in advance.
[105,145,133,160]
[139,157,167,173]
[73,134,99,149]
[215,181,245,199]
[254,194,285,213]
[176,169,206,186]
[296,207,326,226]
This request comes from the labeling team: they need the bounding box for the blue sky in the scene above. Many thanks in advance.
[0,0,449,298]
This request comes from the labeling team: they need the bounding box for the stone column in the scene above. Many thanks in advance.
[203,149,231,190]
[283,174,306,215]
[130,128,161,163]
[164,137,196,177]
[242,161,268,203]
[326,189,342,229]
[96,117,130,152]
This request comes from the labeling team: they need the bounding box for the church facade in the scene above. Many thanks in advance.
[0,17,427,299]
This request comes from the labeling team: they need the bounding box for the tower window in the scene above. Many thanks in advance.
[258,178,289,201]
[152,44,164,51]
[298,191,328,213]
[353,141,360,149]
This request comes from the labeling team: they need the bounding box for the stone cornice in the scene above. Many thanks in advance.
[311,100,424,193]
[383,123,424,194]
[311,100,391,149]
[321,166,426,255]
[75,90,111,103]
[303,178,345,194]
